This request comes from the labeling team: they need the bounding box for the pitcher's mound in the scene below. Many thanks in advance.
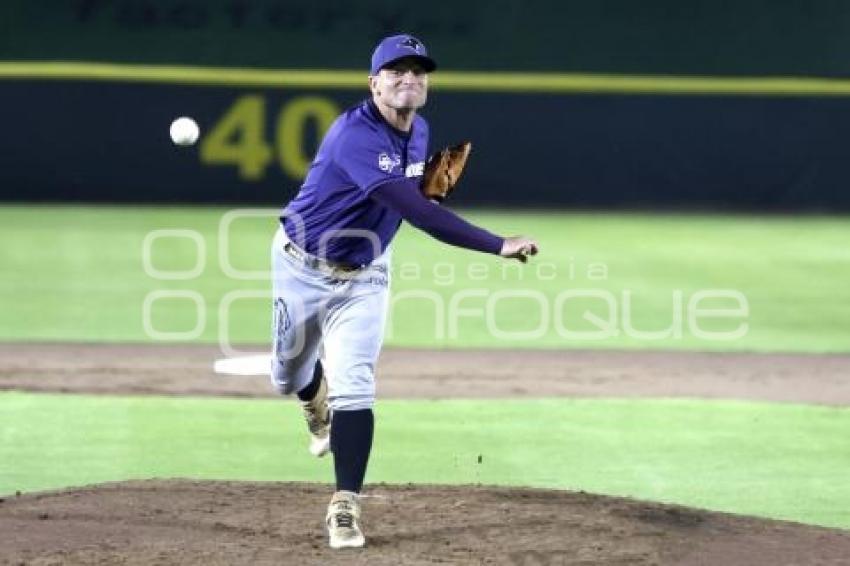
[1,480,848,565]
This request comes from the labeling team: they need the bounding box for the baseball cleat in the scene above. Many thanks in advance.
[300,375,330,458]
[326,491,365,549]
[309,433,330,458]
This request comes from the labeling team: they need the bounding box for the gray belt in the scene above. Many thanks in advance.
[283,241,364,274]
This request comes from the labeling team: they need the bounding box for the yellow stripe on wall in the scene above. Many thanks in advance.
[3,61,850,96]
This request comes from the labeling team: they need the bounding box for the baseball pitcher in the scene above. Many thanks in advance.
[270,33,539,549]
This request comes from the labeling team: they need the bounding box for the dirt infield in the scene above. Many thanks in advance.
[1,343,849,565]
[2,343,850,404]
[2,480,850,566]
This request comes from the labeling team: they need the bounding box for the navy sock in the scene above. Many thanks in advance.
[296,361,323,402]
[330,409,374,493]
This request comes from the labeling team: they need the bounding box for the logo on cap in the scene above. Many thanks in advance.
[398,37,422,52]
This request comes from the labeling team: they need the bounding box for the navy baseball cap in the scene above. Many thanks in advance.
[370,34,437,75]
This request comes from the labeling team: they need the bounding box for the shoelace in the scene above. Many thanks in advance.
[335,512,355,529]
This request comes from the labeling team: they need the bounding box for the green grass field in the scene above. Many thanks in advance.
[1,205,849,351]
[1,205,848,530]
[2,392,849,529]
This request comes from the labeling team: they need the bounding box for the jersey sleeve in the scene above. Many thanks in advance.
[333,127,406,195]
[370,177,504,255]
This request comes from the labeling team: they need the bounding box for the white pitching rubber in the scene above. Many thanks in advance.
[213,354,271,376]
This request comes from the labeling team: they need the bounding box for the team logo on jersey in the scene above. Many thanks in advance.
[378,152,401,172]
[398,37,422,52]
[405,161,425,177]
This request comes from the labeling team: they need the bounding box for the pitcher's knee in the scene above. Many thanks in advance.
[326,364,376,411]
[270,359,297,395]
[329,394,375,412]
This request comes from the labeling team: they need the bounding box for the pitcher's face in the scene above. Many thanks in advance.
[370,57,429,111]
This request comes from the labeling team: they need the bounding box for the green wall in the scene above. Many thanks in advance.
[3,0,850,75]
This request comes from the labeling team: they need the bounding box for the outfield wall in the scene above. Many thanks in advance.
[4,1,850,76]
[3,68,850,209]
[3,1,850,209]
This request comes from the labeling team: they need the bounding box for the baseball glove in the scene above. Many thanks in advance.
[420,141,472,202]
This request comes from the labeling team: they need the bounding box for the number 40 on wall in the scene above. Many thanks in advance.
[200,95,339,181]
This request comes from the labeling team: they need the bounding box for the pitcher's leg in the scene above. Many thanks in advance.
[321,284,387,549]
[270,296,320,396]
[320,282,388,489]
[296,360,331,457]
[320,288,388,413]
[270,229,329,455]
[330,409,374,492]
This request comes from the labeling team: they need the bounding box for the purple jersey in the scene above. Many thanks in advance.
[282,99,429,265]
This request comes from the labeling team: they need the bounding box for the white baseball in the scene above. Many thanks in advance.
[169,116,200,146]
